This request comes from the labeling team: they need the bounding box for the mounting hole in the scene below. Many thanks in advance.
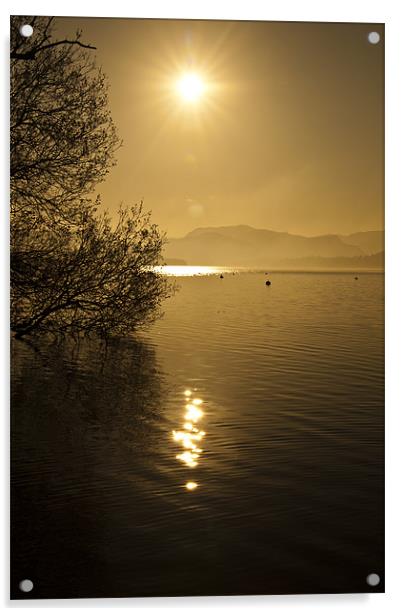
[19,24,33,38]
[368,31,380,45]
[366,573,380,587]
[19,579,33,592]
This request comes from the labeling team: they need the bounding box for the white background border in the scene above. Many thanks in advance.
[1,1,400,614]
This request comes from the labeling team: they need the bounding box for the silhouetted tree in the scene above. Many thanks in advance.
[11,201,172,338]
[11,16,118,226]
[10,16,173,338]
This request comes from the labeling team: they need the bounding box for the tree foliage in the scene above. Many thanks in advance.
[10,16,173,338]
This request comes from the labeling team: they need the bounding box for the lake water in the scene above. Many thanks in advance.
[10,270,384,598]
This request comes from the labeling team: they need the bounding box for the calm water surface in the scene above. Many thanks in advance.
[11,271,384,598]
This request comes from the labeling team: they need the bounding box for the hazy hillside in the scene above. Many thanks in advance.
[278,251,384,270]
[164,225,382,267]
[340,231,384,255]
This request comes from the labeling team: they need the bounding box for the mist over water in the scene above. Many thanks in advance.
[11,271,384,598]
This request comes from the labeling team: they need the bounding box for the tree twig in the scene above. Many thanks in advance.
[11,39,97,60]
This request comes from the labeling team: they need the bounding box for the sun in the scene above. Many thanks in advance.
[176,73,205,102]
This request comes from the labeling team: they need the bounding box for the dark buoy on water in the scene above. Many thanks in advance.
[354,276,359,280]
[265,280,271,286]
[220,274,224,279]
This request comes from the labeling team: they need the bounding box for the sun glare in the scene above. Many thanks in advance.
[176,73,205,102]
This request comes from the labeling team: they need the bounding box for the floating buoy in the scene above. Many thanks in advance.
[220,274,224,279]
[266,280,271,286]
[354,276,359,280]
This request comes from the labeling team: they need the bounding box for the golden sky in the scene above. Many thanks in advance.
[56,18,384,237]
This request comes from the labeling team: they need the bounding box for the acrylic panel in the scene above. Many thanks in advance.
[10,16,384,599]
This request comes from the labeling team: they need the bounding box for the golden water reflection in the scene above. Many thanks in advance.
[172,389,206,489]
[155,265,225,277]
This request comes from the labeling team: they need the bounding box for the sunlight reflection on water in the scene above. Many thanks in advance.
[155,265,242,276]
[172,389,206,488]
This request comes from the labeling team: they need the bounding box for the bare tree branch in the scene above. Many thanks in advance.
[11,39,97,60]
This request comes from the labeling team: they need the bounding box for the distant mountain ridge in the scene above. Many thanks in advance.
[278,251,384,270]
[164,225,384,268]
[340,231,384,255]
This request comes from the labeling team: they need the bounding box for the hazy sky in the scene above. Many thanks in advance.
[56,18,384,237]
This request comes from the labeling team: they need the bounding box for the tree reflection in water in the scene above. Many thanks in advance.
[11,335,168,599]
